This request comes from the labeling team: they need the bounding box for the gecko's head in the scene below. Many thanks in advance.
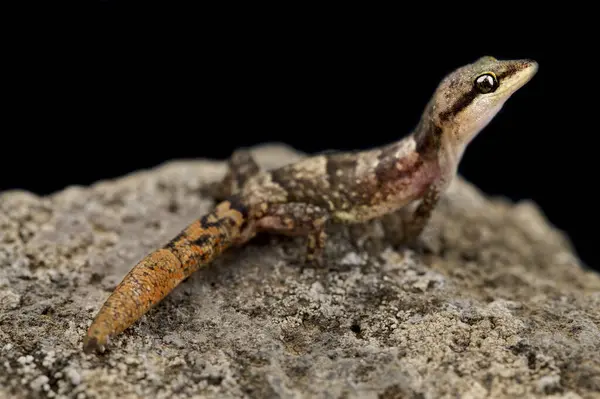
[431,56,538,150]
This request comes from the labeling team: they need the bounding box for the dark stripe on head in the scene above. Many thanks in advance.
[439,61,531,123]
[496,66,520,81]
[497,60,533,81]
[439,90,478,121]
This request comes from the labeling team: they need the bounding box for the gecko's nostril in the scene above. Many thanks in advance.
[523,59,539,73]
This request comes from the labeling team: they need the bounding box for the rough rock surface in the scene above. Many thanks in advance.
[1,144,599,399]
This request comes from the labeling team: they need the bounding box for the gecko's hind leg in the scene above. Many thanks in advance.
[204,148,261,200]
[254,203,330,266]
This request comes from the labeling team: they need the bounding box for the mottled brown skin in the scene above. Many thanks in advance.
[84,56,538,353]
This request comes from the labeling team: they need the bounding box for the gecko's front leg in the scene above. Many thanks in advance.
[254,202,330,265]
[401,182,442,246]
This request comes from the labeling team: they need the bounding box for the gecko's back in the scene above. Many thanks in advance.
[240,135,437,223]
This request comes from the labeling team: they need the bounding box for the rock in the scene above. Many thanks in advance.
[0,143,598,399]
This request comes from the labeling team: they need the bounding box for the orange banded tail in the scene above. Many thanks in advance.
[83,198,248,353]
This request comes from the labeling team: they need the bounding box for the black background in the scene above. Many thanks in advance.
[1,4,597,271]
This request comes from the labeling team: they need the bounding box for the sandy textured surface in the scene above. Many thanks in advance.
[1,144,599,399]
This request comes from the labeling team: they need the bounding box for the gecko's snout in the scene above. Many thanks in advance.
[498,58,538,93]
[523,59,539,74]
[518,59,539,82]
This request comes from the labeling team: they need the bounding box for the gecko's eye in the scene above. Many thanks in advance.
[474,73,498,94]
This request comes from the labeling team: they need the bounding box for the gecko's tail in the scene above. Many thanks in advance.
[83,197,249,354]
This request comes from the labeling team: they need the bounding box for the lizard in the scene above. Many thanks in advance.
[82,56,538,354]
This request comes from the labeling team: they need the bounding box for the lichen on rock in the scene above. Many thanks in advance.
[1,144,598,398]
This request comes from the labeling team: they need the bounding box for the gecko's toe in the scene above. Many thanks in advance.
[304,253,325,268]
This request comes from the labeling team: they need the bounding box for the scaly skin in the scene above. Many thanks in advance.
[82,199,249,353]
[83,56,538,353]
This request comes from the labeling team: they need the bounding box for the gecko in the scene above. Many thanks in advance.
[83,56,538,354]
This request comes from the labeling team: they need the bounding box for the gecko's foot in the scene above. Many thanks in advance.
[305,252,325,267]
